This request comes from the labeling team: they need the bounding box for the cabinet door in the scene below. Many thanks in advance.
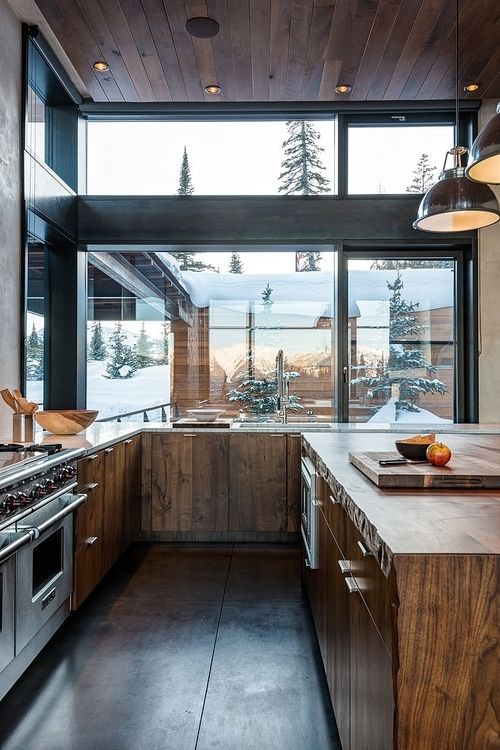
[151,433,229,532]
[229,433,287,532]
[101,441,126,574]
[349,586,394,750]
[325,530,351,750]
[73,533,103,610]
[122,435,142,548]
[287,435,301,532]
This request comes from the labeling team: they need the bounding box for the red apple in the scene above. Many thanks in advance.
[426,442,452,466]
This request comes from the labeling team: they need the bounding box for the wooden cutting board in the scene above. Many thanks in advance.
[172,418,233,429]
[348,451,500,489]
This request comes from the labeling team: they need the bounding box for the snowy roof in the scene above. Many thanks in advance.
[173,262,454,318]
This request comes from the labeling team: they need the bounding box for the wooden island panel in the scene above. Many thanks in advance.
[302,432,500,750]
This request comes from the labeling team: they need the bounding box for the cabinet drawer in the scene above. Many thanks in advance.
[73,532,103,610]
[347,525,394,653]
[74,479,103,548]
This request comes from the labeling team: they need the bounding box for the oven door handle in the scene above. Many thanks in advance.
[0,529,38,563]
[34,493,88,536]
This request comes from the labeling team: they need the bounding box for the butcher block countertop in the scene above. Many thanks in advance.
[302,432,500,576]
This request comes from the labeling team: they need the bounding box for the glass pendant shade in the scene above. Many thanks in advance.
[465,105,500,184]
[413,164,500,232]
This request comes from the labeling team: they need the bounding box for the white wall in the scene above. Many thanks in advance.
[478,100,500,422]
[0,0,22,436]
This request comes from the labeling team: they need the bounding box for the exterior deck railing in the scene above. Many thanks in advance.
[96,401,176,423]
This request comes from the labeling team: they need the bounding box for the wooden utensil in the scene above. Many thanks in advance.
[13,389,36,414]
[1,388,21,414]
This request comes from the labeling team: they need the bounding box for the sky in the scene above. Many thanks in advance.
[87,119,454,196]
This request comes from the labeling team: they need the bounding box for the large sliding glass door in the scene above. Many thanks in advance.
[345,254,459,424]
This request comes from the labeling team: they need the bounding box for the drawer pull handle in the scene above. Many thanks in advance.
[183,434,196,437]
[105,447,114,453]
[357,540,373,557]
[338,559,351,574]
[88,454,99,462]
[124,439,132,444]
[79,482,98,493]
[85,536,98,547]
[345,576,359,594]
[329,494,339,505]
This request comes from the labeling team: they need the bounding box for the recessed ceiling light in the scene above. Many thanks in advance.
[205,84,221,95]
[464,83,479,92]
[93,61,109,72]
[186,17,220,38]
[335,84,352,94]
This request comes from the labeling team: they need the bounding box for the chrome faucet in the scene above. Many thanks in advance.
[276,349,289,423]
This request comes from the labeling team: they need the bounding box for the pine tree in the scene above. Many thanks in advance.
[88,321,107,361]
[26,323,44,380]
[134,322,154,368]
[278,121,330,195]
[370,259,453,270]
[299,251,322,271]
[105,323,138,379]
[169,251,216,272]
[351,272,446,419]
[157,322,169,365]
[228,284,301,414]
[406,153,437,193]
[229,252,243,274]
[177,146,194,196]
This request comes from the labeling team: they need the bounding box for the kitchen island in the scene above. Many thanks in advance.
[301,432,499,750]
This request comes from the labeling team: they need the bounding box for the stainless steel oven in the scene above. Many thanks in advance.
[301,456,318,569]
[15,492,85,654]
[0,553,15,673]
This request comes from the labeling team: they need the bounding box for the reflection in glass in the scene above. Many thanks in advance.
[347,259,455,423]
[25,242,45,408]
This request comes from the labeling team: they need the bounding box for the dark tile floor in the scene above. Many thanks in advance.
[0,544,341,750]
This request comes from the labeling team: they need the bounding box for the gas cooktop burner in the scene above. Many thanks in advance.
[0,443,63,455]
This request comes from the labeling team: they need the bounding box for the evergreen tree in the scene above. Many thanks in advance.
[299,251,322,271]
[88,321,107,361]
[177,146,194,196]
[169,251,216,272]
[134,322,154,368]
[351,273,446,419]
[228,284,301,414]
[157,322,169,365]
[26,323,44,380]
[370,259,453,270]
[406,153,437,193]
[229,252,243,274]
[278,121,330,195]
[105,323,138,379]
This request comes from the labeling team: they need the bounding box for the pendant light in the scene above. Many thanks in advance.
[465,102,500,184]
[413,1,500,232]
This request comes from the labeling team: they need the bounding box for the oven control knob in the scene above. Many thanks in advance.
[65,465,76,478]
[30,484,46,499]
[1,494,16,512]
[43,478,57,492]
[12,492,30,508]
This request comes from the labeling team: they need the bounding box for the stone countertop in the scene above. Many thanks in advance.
[4,420,500,456]
[302,432,500,576]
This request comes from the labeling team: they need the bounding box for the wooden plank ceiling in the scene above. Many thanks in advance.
[33,0,500,102]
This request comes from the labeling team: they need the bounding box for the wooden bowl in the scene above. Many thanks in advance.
[35,410,99,435]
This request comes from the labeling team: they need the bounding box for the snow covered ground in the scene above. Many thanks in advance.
[367,397,452,424]
[27,362,171,421]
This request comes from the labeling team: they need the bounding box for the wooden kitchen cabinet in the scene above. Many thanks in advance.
[151,432,229,532]
[306,476,394,750]
[228,433,287,532]
[73,435,142,609]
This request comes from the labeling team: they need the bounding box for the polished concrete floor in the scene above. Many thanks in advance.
[0,544,341,750]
